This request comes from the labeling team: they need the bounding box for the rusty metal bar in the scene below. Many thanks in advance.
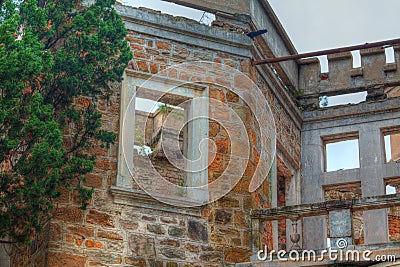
[252,38,400,65]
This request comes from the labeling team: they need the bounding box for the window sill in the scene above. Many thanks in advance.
[110,186,203,216]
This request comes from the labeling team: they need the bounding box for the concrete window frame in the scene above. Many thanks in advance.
[111,70,209,213]
[382,127,400,164]
[322,132,360,172]
[384,177,400,195]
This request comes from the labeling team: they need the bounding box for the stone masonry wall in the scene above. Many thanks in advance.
[28,6,302,267]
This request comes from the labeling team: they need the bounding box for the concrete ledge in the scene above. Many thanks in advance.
[116,4,252,57]
[110,186,202,216]
[350,67,363,77]
[302,97,400,127]
[384,63,398,72]
[251,193,400,220]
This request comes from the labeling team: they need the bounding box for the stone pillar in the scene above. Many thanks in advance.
[360,47,387,84]
[327,52,353,90]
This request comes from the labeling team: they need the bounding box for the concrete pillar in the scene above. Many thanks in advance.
[360,47,387,84]
[301,131,326,249]
[359,127,389,244]
[302,216,327,250]
[327,52,353,90]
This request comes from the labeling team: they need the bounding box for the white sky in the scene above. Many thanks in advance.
[268,0,400,71]
[118,0,215,24]
[326,139,360,172]
[268,0,400,53]
[120,0,400,52]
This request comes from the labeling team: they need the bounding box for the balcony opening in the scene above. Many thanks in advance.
[323,133,360,172]
[383,131,400,163]
[319,91,367,108]
[324,183,363,245]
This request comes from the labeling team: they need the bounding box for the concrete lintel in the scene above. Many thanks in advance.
[302,97,400,130]
[321,168,361,186]
[116,5,252,58]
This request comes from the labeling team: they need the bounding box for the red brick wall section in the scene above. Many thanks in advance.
[389,208,400,241]
[388,182,400,241]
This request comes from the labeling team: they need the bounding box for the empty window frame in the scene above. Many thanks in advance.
[385,178,400,195]
[383,130,400,164]
[134,96,189,187]
[323,133,360,172]
[116,70,209,204]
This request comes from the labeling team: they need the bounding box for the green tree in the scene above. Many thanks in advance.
[0,0,132,245]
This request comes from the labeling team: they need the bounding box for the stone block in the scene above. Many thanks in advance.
[129,234,155,257]
[199,252,222,262]
[160,247,185,260]
[330,237,353,249]
[168,226,186,237]
[53,206,83,223]
[147,224,166,235]
[86,210,114,228]
[188,220,208,242]
[47,252,87,267]
[214,210,232,225]
[224,247,250,263]
[329,209,352,238]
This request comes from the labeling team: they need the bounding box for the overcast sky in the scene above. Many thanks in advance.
[120,0,400,52]
[268,0,400,53]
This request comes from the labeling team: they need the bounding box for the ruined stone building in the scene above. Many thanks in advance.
[2,0,400,266]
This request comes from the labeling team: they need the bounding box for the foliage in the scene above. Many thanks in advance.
[292,88,305,99]
[158,103,171,114]
[0,0,132,245]
[319,96,329,107]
